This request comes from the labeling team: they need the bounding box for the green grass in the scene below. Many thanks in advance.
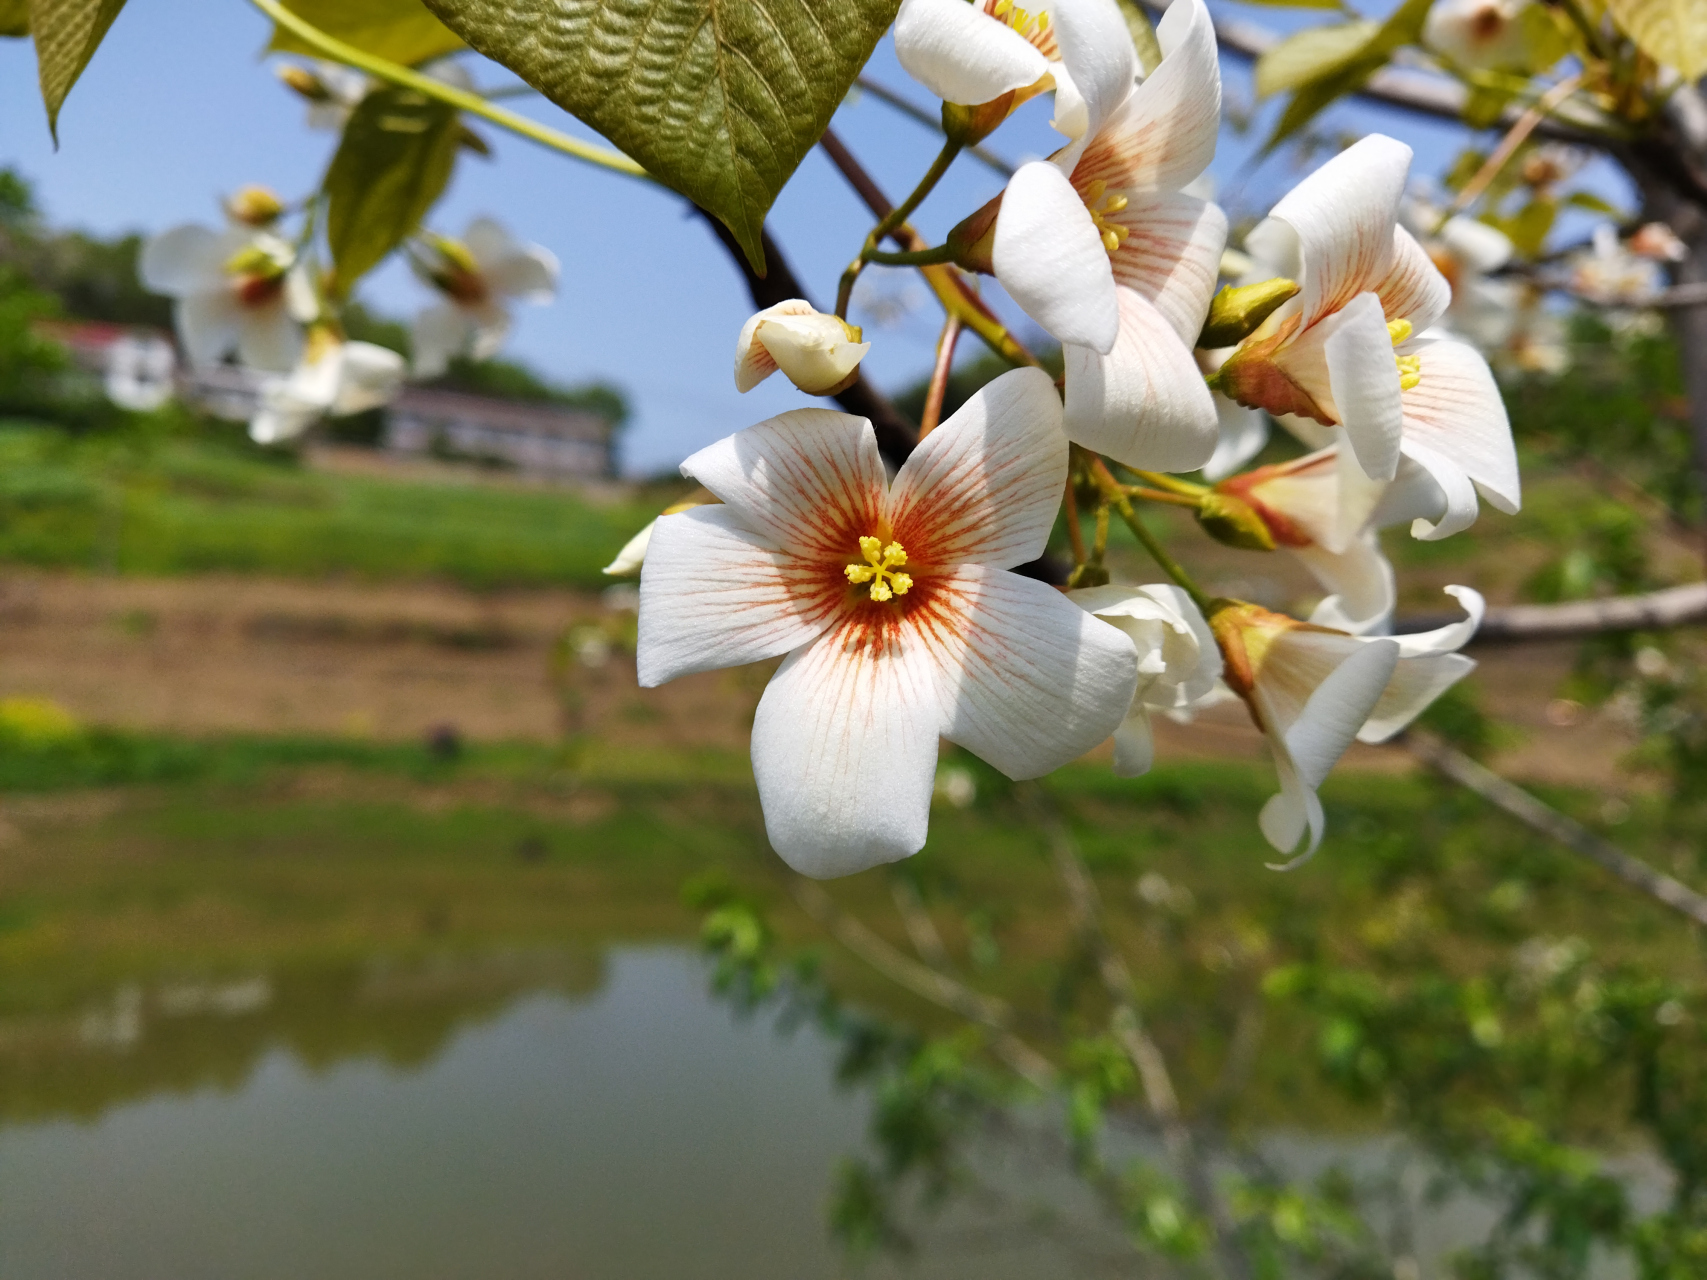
[0,422,666,588]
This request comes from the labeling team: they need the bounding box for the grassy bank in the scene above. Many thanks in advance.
[0,422,663,589]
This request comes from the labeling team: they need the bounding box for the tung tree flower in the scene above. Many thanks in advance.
[1210,587,1483,863]
[104,334,177,413]
[276,60,369,130]
[636,368,1140,878]
[734,300,871,396]
[1071,584,1222,776]
[981,0,1225,471]
[1569,224,1666,306]
[1218,134,1519,532]
[1423,0,1553,70]
[408,218,559,378]
[250,331,405,446]
[894,0,1055,112]
[140,223,315,373]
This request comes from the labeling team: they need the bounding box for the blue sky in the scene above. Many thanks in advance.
[0,1,1619,474]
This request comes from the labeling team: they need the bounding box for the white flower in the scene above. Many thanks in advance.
[276,60,369,130]
[733,300,871,396]
[140,224,315,373]
[988,0,1225,471]
[1570,224,1665,306]
[1210,587,1483,863]
[250,334,405,445]
[104,334,176,412]
[1424,0,1547,70]
[894,0,1055,110]
[1218,135,1520,531]
[635,368,1139,877]
[408,218,559,378]
[1071,584,1221,775]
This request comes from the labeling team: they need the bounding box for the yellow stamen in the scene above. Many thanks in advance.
[844,535,913,603]
[990,0,1048,39]
[1388,318,1420,390]
[1081,179,1130,257]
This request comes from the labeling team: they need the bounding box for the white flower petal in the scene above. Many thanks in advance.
[887,367,1067,570]
[1112,709,1156,776]
[1063,287,1218,471]
[175,290,242,368]
[751,615,943,878]
[894,0,1049,106]
[1392,584,1484,657]
[140,224,234,295]
[1049,0,1139,137]
[1070,0,1220,194]
[462,216,519,267]
[1075,582,1221,712]
[922,566,1138,779]
[680,409,888,561]
[413,302,474,378]
[1297,531,1396,635]
[1258,741,1326,863]
[1050,60,1090,140]
[635,505,840,686]
[1440,215,1512,274]
[1398,438,1485,541]
[329,342,405,415]
[1320,292,1404,481]
[235,305,304,374]
[1378,226,1452,334]
[1242,216,1301,284]
[1399,338,1519,513]
[754,313,869,396]
[1107,191,1227,345]
[603,519,654,576]
[486,244,559,303]
[993,161,1119,353]
[1358,653,1475,742]
[1202,395,1269,482]
[1270,134,1411,328]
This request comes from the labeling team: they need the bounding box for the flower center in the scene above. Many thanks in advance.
[1388,318,1422,391]
[844,536,913,603]
[987,0,1050,42]
[224,243,289,308]
[1081,180,1130,255]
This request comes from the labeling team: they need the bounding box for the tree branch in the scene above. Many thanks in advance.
[1405,732,1707,930]
[696,210,919,464]
[790,877,1059,1090]
[1396,582,1707,641]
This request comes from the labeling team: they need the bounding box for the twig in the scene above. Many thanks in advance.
[1405,731,1707,929]
[853,76,1015,176]
[1447,76,1585,219]
[790,878,1059,1089]
[920,314,962,439]
[1394,582,1707,641]
[1021,784,1251,1280]
[890,875,954,970]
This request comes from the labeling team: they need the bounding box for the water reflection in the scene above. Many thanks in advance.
[0,947,872,1280]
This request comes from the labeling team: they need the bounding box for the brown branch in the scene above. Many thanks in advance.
[1406,732,1707,929]
[920,313,962,439]
[696,210,918,464]
[1021,783,1251,1280]
[790,877,1059,1090]
[1396,582,1707,642]
[890,875,954,970]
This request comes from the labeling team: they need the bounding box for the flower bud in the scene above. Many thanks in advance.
[1205,599,1299,699]
[1197,277,1299,349]
[941,95,1017,147]
[734,301,870,396]
[603,490,719,576]
[225,185,285,228]
[276,64,332,102]
[946,193,1002,276]
[1195,491,1276,552]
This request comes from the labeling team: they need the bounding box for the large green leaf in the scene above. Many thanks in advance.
[1263,0,1432,150]
[421,0,903,274]
[1608,0,1707,79]
[322,84,462,295]
[269,0,463,67]
[1254,21,1376,97]
[29,0,127,137]
[1,0,29,37]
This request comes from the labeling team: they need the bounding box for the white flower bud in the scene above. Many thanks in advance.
[733,300,870,396]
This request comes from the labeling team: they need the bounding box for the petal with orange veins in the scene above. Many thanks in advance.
[1107,191,1227,345]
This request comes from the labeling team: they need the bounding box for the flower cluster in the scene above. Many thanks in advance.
[141,185,554,444]
[625,0,1515,876]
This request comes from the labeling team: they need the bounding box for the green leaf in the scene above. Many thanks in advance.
[420,0,903,275]
[1254,21,1376,97]
[1608,0,1707,79]
[1461,83,1513,129]
[28,0,128,138]
[268,0,463,67]
[1565,190,1620,215]
[322,84,462,294]
[1262,0,1432,150]
[0,0,29,36]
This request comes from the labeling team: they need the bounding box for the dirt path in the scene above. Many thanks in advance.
[0,571,1642,791]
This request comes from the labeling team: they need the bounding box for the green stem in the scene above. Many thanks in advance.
[1114,497,1209,612]
[248,0,647,179]
[1127,468,1209,498]
[863,243,960,267]
[872,139,961,245]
